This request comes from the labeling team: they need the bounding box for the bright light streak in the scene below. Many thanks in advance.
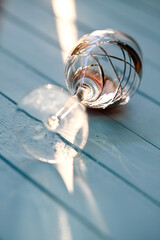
[52,0,78,61]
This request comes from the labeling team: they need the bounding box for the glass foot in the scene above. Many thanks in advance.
[14,84,88,163]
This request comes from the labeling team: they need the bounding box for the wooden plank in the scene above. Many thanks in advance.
[0,16,160,147]
[0,0,160,239]
[74,0,160,64]
[145,0,160,11]
[118,0,160,18]
[1,94,160,240]
[1,48,160,204]
[15,0,160,65]
[0,8,160,200]
[1,0,160,103]
[4,0,160,37]
[0,156,101,240]
[98,0,160,34]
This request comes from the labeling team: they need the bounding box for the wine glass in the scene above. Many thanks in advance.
[15,29,142,163]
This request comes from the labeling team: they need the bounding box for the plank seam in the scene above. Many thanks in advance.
[0,153,111,240]
[1,45,160,148]
[1,8,160,107]
[1,45,160,150]
[21,0,160,42]
[1,82,160,208]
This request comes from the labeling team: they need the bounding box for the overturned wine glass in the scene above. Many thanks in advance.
[15,29,143,163]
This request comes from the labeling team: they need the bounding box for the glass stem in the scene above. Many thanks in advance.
[55,86,87,120]
[47,87,86,130]
[55,99,78,120]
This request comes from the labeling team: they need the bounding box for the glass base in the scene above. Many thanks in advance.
[14,84,88,163]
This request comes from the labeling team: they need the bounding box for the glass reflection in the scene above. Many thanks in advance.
[15,84,88,193]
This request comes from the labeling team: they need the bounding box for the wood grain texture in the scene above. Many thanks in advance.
[18,0,160,64]
[1,0,160,103]
[0,0,160,239]
[0,156,101,240]
[0,14,160,148]
[0,41,160,204]
[1,94,160,240]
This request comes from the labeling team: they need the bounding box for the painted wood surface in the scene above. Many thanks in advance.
[0,0,160,239]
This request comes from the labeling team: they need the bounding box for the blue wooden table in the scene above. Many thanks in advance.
[0,0,160,239]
